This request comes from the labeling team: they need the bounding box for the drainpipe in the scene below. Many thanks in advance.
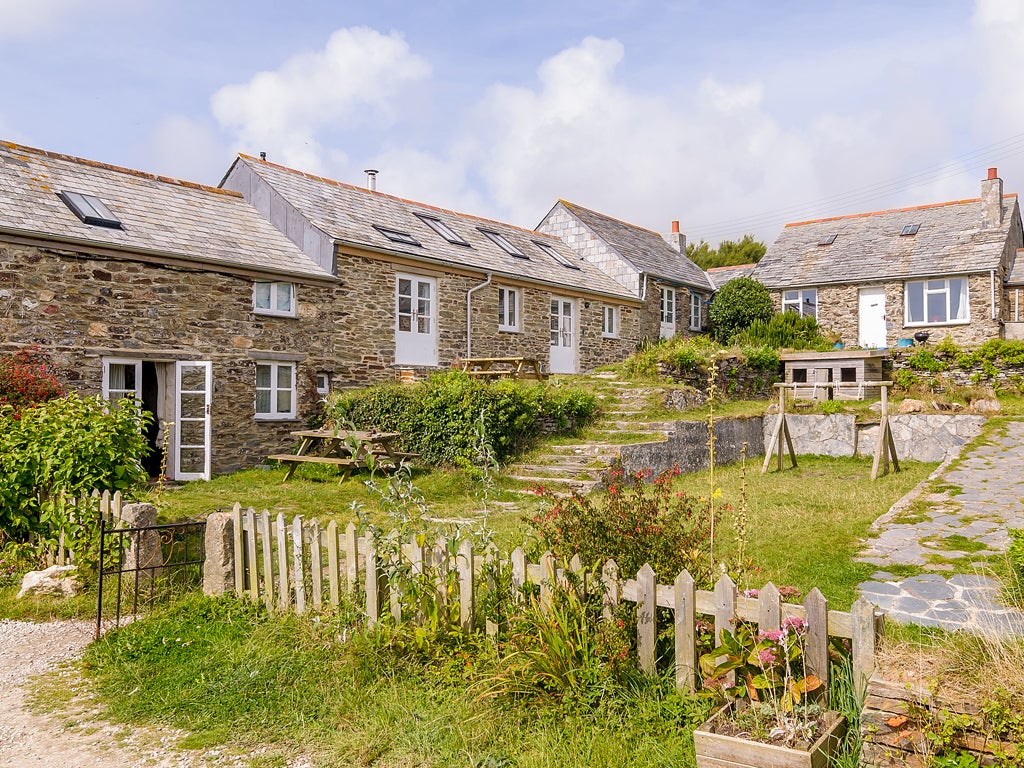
[991,269,996,320]
[639,272,647,301]
[466,273,493,357]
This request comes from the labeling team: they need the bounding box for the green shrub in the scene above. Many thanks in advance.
[707,277,774,343]
[906,348,946,372]
[820,399,844,415]
[741,345,781,372]
[0,347,65,412]
[893,369,921,390]
[733,313,833,351]
[1008,528,1024,600]
[935,336,961,357]
[326,372,597,466]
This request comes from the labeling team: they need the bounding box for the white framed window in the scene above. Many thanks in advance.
[255,362,295,419]
[602,305,618,338]
[660,287,675,324]
[253,281,296,317]
[498,286,520,332]
[315,372,330,397]
[905,278,969,325]
[782,288,818,320]
[689,293,705,331]
[102,358,142,403]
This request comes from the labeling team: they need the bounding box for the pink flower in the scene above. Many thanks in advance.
[759,629,783,643]
[782,616,807,634]
[757,649,778,666]
[743,589,759,598]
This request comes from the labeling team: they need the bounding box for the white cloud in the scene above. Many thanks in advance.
[0,0,118,41]
[210,27,431,175]
[141,115,230,186]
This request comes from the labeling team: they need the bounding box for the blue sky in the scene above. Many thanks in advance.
[2,0,1021,245]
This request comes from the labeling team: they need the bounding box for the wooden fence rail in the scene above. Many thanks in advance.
[230,505,882,698]
[37,490,124,566]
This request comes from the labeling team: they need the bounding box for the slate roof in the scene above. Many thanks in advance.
[706,263,757,289]
[0,141,331,280]
[228,156,636,301]
[753,195,1020,290]
[553,201,714,292]
[1007,249,1024,286]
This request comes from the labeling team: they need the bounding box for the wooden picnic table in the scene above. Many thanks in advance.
[268,428,419,482]
[460,356,548,381]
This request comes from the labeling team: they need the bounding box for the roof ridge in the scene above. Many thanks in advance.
[784,193,1019,228]
[240,154,561,241]
[1,140,242,198]
[560,199,662,237]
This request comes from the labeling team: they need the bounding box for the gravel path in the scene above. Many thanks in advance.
[0,619,238,768]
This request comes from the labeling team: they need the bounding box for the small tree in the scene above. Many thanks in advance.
[708,277,773,343]
[0,347,65,412]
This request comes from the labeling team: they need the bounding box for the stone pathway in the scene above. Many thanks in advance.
[857,420,1024,632]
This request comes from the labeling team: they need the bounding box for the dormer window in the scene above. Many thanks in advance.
[900,223,920,236]
[374,225,421,246]
[480,229,527,258]
[416,214,469,246]
[534,240,581,270]
[58,190,121,229]
[817,233,838,246]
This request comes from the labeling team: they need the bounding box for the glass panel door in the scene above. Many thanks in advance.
[395,274,438,366]
[174,361,211,481]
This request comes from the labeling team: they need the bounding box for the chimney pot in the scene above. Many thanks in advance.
[671,220,680,233]
[364,169,379,192]
[988,167,998,180]
[981,168,1004,228]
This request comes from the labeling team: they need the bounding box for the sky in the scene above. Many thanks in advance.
[2,0,1023,246]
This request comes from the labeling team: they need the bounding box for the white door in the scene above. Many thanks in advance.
[549,296,578,374]
[859,287,887,348]
[395,274,438,366]
[174,361,212,481]
[660,287,676,338]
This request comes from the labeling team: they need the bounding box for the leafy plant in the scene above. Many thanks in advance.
[707,277,774,344]
[820,399,844,415]
[0,346,65,412]
[733,313,835,351]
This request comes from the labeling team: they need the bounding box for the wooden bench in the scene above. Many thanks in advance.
[460,357,548,381]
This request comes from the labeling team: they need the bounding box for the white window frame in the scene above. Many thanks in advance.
[315,372,330,397]
[255,362,296,420]
[904,277,970,326]
[660,287,676,325]
[689,293,705,331]
[101,358,142,403]
[782,288,818,320]
[497,286,521,332]
[253,281,296,317]
[602,305,618,338]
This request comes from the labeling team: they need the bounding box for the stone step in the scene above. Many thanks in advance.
[604,420,675,431]
[509,475,600,494]
[510,464,604,478]
[547,444,622,457]
[517,454,608,468]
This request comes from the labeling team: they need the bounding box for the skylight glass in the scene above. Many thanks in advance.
[900,223,921,236]
[817,233,838,246]
[534,240,582,270]
[479,229,527,258]
[416,214,469,246]
[373,225,421,247]
[58,191,121,229]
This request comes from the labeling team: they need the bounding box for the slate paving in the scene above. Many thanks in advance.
[857,420,1024,633]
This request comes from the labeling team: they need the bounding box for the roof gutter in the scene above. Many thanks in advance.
[466,272,493,358]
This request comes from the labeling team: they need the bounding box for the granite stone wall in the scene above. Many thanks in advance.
[617,417,765,477]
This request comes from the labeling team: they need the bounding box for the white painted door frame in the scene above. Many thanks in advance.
[549,296,578,374]
[174,361,212,481]
[395,273,439,366]
[858,287,887,348]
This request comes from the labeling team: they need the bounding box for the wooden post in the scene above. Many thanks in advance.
[804,588,829,706]
[757,582,781,631]
[365,531,381,627]
[245,507,259,602]
[309,519,322,610]
[637,563,656,674]
[539,551,556,615]
[231,503,244,596]
[485,547,498,638]
[602,559,620,621]
[458,538,474,633]
[345,522,358,595]
[714,574,737,686]
[851,597,877,698]
[326,520,340,608]
[259,510,273,612]
[762,385,797,474]
[674,569,696,692]
[292,515,306,615]
[871,384,901,480]
[275,513,289,609]
[511,546,526,604]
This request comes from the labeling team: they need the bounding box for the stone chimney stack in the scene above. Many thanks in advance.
[981,167,1003,229]
[665,220,687,253]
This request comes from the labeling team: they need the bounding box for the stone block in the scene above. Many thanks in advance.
[203,512,235,596]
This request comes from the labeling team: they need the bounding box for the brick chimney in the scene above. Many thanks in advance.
[665,220,687,253]
[981,167,1003,229]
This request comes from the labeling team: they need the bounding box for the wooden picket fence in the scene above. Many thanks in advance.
[230,504,881,697]
[36,489,125,566]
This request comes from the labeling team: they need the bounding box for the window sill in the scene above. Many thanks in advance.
[602,333,618,339]
[904,319,971,328]
[253,309,297,319]
[255,414,300,422]
[498,327,521,334]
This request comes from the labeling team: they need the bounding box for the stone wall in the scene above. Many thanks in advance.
[618,417,765,477]
[889,346,1024,391]
[762,413,985,462]
[657,357,780,400]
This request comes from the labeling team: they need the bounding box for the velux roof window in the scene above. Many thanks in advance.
[417,214,469,246]
[480,228,528,258]
[58,190,121,229]
[817,233,838,246]
[900,223,921,236]
[374,225,421,247]
[535,240,581,270]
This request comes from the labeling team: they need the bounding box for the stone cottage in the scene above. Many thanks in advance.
[536,201,714,342]
[220,156,642,376]
[752,169,1024,348]
[0,140,338,480]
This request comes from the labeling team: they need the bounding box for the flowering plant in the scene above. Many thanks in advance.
[699,617,825,745]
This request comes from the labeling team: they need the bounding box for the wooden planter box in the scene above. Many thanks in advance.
[694,704,847,768]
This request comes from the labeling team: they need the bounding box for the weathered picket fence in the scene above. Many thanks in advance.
[37,489,125,566]
[227,504,882,697]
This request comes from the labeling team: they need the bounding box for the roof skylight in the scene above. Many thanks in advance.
[534,240,582,270]
[900,223,921,236]
[817,233,838,246]
[479,229,527,258]
[58,191,121,229]
[417,214,469,246]
[374,225,421,247]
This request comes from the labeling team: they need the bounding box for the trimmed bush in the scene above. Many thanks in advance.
[732,313,834,351]
[707,277,773,343]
